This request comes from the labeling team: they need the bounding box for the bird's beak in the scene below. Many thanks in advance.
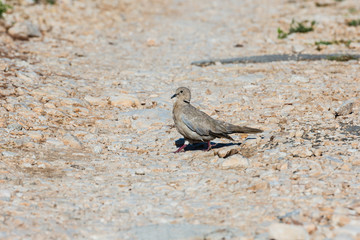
[171,93,177,99]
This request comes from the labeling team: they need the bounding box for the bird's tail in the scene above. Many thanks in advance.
[224,123,263,134]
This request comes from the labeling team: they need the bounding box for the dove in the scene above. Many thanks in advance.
[171,87,262,153]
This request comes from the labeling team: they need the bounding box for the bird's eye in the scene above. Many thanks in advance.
[180,90,183,93]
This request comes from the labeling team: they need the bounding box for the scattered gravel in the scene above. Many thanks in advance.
[0,0,359,239]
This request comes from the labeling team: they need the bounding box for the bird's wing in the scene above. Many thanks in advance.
[179,104,236,141]
[179,105,216,136]
[181,114,209,136]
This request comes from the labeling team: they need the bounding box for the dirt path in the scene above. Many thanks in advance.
[1,0,360,239]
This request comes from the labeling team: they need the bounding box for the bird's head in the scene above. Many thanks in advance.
[171,87,191,103]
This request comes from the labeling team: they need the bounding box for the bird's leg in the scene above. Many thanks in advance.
[204,141,212,151]
[174,144,187,153]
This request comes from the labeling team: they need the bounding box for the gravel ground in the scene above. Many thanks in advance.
[0,0,360,239]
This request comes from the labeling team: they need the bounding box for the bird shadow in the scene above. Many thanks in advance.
[175,138,241,151]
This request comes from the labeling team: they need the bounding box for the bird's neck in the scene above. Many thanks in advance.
[175,100,190,108]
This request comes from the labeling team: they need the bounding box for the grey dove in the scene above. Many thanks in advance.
[171,87,263,153]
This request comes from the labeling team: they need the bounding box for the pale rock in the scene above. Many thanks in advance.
[2,151,17,157]
[335,99,356,117]
[84,95,108,107]
[266,117,280,124]
[95,119,131,130]
[108,141,123,152]
[28,131,44,142]
[109,94,140,108]
[324,155,343,166]
[340,164,351,171]
[7,123,23,131]
[332,214,350,227]
[135,168,147,175]
[334,220,360,238]
[32,125,49,131]
[38,163,46,169]
[313,148,323,157]
[247,180,269,191]
[279,161,289,170]
[59,97,88,108]
[22,0,37,5]
[16,71,39,84]
[22,162,32,168]
[304,223,317,234]
[291,146,313,158]
[3,13,16,29]
[291,44,306,54]
[295,130,304,138]
[119,223,244,240]
[0,61,9,71]
[351,156,360,166]
[269,223,309,240]
[62,133,82,149]
[215,145,240,158]
[45,108,66,117]
[31,86,68,100]
[349,42,360,49]
[0,85,15,97]
[221,154,249,169]
[0,190,12,201]
[8,20,41,40]
[93,145,103,154]
[75,107,90,115]
[290,75,310,83]
[46,138,66,148]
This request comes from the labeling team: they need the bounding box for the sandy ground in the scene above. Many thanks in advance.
[0,0,360,239]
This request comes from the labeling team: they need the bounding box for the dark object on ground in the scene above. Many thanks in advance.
[191,53,360,67]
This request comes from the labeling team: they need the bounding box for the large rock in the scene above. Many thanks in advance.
[335,98,356,118]
[215,145,240,158]
[8,21,41,40]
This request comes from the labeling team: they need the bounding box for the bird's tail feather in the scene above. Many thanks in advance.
[226,124,263,134]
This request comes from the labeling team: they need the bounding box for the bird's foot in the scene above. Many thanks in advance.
[174,144,187,153]
[203,141,216,151]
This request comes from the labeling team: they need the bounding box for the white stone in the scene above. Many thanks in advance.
[291,146,313,158]
[335,99,356,117]
[16,71,38,84]
[292,44,306,54]
[109,94,140,108]
[335,220,360,238]
[46,138,66,148]
[8,21,41,40]
[93,145,103,154]
[221,155,249,169]
[84,95,108,107]
[28,131,44,142]
[59,98,88,107]
[2,151,17,157]
[62,133,82,149]
[31,86,68,100]
[0,190,11,201]
[269,223,309,240]
[7,123,23,131]
[216,145,239,158]
[290,75,310,83]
